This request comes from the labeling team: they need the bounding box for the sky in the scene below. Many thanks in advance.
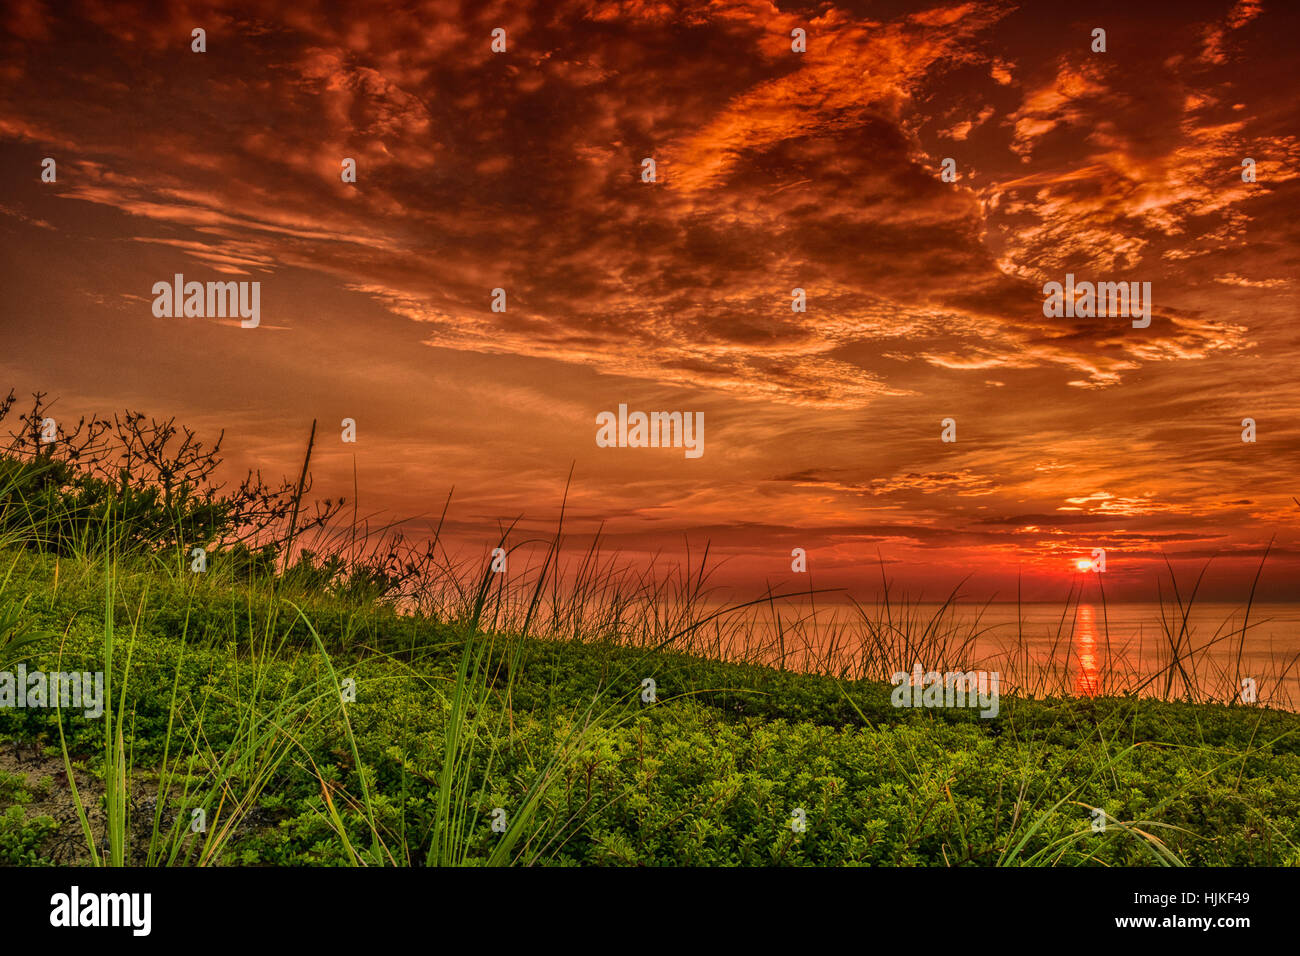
[0,0,1297,603]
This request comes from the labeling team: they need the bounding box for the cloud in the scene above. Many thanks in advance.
[2,0,1299,601]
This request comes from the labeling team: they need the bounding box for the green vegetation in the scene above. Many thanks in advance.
[0,546,1296,866]
[0,390,1297,866]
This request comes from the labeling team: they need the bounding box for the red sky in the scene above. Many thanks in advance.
[1,0,1298,603]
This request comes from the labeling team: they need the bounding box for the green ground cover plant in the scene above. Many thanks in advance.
[0,390,1296,866]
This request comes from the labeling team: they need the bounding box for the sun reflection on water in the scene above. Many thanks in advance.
[1075,604,1101,696]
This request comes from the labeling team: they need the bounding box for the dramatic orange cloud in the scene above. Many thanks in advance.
[0,0,1297,602]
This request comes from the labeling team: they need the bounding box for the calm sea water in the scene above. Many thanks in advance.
[961,602,1300,702]
[707,601,1300,709]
